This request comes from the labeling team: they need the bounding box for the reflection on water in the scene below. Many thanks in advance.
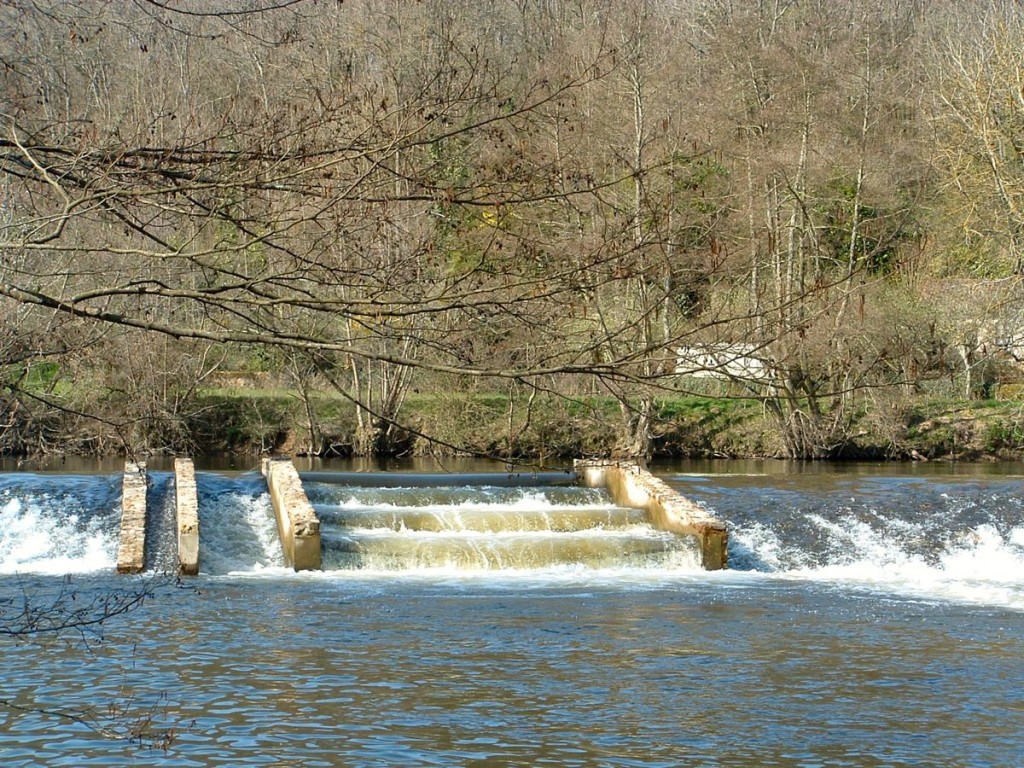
[6,452,1021,476]
[0,461,1022,766]
[1,576,1021,767]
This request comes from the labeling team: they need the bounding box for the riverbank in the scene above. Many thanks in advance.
[4,387,1024,463]
[154,390,1024,463]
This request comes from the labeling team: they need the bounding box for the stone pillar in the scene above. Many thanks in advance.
[116,461,148,574]
[174,458,200,576]
[261,457,321,571]
[575,459,728,570]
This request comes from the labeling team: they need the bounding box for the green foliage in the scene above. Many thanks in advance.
[996,383,1024,400]
[819,175,915,275]
[938,240,1015,279]
[984,420,1024,453]
[670,152,730,206]
[444,246,486,277]
[189,389,355,454]
[244,346,284,374]
[8,361,61,390]
[666,152,731,249]
[429,133,472,187]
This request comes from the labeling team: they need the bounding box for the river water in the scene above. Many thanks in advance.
[0,459,1022,766]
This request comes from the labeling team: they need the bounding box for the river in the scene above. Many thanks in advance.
[0,459,1021,766]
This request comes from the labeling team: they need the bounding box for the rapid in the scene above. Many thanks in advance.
[0,460,1020,766]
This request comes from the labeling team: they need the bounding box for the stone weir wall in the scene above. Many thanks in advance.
[116,461,147,574]
[262,457,322,571]
[175,458,200,576]
[575,460,728,570]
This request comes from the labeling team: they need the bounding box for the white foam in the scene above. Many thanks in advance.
[0,496,115,574]
[340,524,677,541]
[729,520,799,571]
[939,524,1024,582]
[197,491,284,575]
[247,558,707,584]
[1011,527,1024,549]
[326,494,618,514]
[735,511,1024,611]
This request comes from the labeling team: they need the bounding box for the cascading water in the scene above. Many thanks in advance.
[195,472,283,574]
[670,472,1024,610]
[0,470,283,577]
[305,480,701,572]
[4,466,1020,605]
[144,471,179,573]
[0,473,121,574]
[3,464,1023,768]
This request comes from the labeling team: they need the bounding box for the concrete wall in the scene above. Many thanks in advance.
[262,457,321,571]
[116,461,147,574]
[174,458,200,576]
[676,343,774,382]
[575,460,728,570]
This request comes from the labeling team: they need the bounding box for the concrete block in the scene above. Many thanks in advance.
[174,458,200,576]
[575,459,728,570]
[262,457,321,571]
[116,461,148,574]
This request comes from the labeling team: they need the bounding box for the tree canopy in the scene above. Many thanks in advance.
[2,0,1023,459]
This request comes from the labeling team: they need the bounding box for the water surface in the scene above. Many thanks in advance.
[0,462,1021,766]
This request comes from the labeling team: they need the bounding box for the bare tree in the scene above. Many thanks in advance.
[681,0,930,456]
[0,0,1008,461]
[931,1,1024,276]
[0,574,190,748]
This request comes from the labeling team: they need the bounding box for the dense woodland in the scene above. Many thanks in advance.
[2,0,1024,461]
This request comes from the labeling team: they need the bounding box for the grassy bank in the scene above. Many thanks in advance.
[5,378,1024,461]
[183,389,1024,463]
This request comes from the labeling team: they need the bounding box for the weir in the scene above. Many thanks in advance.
[103,457,724,574]
[575,460,728,570]
[262,457,322,571]
[116,461,147,574]
[175,458,200,575]
[300,471,577,488]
